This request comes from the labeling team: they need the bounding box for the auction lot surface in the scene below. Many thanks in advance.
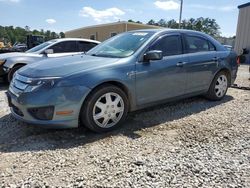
[0,65,249,187]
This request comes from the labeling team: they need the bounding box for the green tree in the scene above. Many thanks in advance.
[147,19,156,25]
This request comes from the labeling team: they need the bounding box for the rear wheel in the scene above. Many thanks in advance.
[80,84,129,132]
[8,65,24,82]
[206,71,229,100]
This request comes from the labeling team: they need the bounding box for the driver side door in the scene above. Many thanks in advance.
[135,34,189,105]
[47,41,80,57]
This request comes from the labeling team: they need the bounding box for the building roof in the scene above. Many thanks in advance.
[65,21,161,34]
[238,2,250,9]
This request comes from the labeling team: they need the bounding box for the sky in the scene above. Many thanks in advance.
[0,0,248,37]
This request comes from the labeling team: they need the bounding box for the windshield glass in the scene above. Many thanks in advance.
[26,40,55,53]
[87,31,154,58]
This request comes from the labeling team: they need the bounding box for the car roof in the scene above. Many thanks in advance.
[49,38,100,44]
[129,28,210,36]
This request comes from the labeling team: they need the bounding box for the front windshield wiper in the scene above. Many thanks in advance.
[89,53,117,58]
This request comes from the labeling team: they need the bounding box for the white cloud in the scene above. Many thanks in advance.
[0,0,20,2]
[190,4,236,12]
[79,6,125,22]
[46,19,56,24]
[154,0,180,10]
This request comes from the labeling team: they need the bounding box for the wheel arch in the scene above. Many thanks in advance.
[215,67,232,84]
[78,80,134,127]
[11,62,27,69]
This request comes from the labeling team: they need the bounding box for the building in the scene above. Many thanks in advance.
[234,2,250,56]
[65,21,161,42]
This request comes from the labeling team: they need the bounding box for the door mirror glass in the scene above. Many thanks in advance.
[144,50,163,62]
[44,49,54,55]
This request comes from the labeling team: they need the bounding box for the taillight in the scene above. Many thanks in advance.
[237,56,240,65]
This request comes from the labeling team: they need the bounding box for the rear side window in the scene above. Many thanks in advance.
[208,41,216,51]
[150,35,182,56]
[185,36,209,53]
[78,41,98,52]
[50,41,77,53]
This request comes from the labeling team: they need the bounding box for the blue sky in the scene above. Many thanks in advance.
[0,0,248,37]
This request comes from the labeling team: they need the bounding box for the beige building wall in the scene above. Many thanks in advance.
[235,4,250,55]
[65,22,161,42]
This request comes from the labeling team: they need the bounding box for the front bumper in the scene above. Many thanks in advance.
[7,85,91,129]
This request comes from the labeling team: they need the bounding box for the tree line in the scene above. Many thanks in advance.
[128,17,221,37]
[0,25,65,45]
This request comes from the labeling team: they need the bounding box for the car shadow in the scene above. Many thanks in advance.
[0,95,234,153]
[0,79,8,91]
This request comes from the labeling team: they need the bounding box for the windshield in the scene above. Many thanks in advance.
[26,40,55,53]
[87,31,154,58]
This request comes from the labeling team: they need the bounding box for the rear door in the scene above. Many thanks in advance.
[135,33,189,105]
[183,34,218,93]
[77,41,98,52]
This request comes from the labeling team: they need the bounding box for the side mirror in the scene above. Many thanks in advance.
[43,49,54,55]
[143,50,163,62]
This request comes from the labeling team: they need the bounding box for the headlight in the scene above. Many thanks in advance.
[25,77,61,92]
[0,59,6,66]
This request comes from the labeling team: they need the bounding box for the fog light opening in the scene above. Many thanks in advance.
[28,106,54,120]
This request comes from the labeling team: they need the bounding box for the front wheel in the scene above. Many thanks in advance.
[80,84,129,132]
[206,71,229,100]
[8,65,24,82]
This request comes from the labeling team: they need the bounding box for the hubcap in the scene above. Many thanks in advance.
[93,92,124,128]
[215,75,228,98]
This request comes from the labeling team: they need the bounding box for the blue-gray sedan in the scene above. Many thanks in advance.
[7,29,238,132]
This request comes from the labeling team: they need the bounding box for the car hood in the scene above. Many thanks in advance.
[19,54,120,78]
[0,52,39,60]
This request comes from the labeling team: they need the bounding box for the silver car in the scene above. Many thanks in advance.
[0,38,100,82]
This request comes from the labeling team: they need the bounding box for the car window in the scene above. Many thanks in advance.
[86,31,154,58]
[26,41,54,53]
[208,41,216,51]
[150,35,182,56]
[185,36,209,53]
[78,41,98,52]
[50,41,77,53]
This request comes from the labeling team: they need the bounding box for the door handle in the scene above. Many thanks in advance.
[176,62,187,67]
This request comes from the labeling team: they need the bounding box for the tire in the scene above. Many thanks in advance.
[80,84,129,133]
[8,65,24,82]
[206,71,229,101]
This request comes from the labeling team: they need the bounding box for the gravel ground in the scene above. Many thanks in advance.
[0,65,249,187]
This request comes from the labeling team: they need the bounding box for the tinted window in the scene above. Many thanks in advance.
[78,41,98,52]
[150,35,182,56]
[185,36,209,53]
[208,41,216,51]
[50,41,77,53]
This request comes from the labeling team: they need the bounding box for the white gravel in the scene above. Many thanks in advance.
[0,65,249,187]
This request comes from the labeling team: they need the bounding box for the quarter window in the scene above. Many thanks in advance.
[208,41,216,51]
[185,36,210,53]
[50,41,77,53]
[150,35,182,56]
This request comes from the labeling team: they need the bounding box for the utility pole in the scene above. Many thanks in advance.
[179,0,183,29]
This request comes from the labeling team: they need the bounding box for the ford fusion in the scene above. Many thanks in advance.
[7,29,238,132]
